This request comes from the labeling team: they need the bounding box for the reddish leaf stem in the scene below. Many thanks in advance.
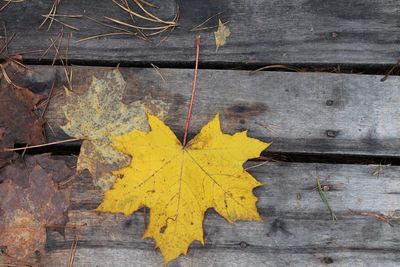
[183,33,200,147]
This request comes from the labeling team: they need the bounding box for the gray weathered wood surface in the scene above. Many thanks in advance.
[1,0,399,65]
[1,1,400,266]
[5,65,400,156]
[2,159,398,266]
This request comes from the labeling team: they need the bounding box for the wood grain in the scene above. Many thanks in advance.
[5,65,400,157]
[1,0,399,66]
[2,157,399,266]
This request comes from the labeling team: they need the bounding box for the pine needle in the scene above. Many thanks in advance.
[137,0,158,9]
[77,32,137,43]
[349,209,392,225]
[315,169,337,221]
[79,16,146,42]
[40,15,80,31]
[39,0,60,30]
[133,0,175,24]
[85,16,133,33]
[67,236,79,267]
[106,0,179,38]
[40,80,56,119]
[121,0,146,38]
[191,11,224,31]
[150,63,165,82]
[0,32,15,56]
[104,16,172,31]
[245,160,270,170]
[112,0,171,24]
[0,0,25,12]
[250,64,302,74]
[2,138,80,152]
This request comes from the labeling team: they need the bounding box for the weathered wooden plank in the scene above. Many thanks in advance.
[1,0,399,65]
[6,65,400,156]
[39,249,400,267]
[2,159,398,266]
[68,161,400,215]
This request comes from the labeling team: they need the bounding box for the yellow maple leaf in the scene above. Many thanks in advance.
[97,114,270,264]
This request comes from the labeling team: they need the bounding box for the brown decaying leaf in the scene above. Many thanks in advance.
[0,154,73,261]
[0,82,46,146]
[0,127,17,168]
[0,77,46,167]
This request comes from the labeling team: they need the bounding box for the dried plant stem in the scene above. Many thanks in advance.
[2,138,80,152]
[183,34,200,147]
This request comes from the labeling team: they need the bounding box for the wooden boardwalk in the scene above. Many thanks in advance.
[1,1,400,266]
